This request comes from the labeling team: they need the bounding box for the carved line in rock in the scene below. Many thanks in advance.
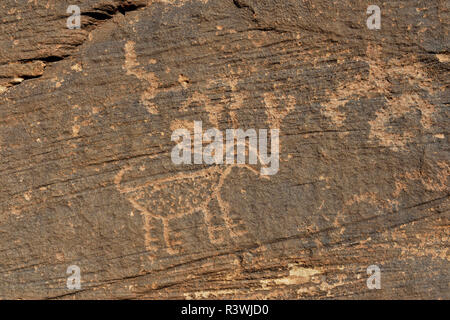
[321,43,437,151]
[118,40,296,258]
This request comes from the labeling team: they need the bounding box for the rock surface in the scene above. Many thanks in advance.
[0,0,448,299]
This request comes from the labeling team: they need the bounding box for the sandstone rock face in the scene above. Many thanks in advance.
[0,0,448,299]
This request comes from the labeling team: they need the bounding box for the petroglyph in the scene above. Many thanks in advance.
[322,44,438,151]
[114,162,268,257]
[263,93,296,129]
[124,41,160,114]
[118,39,295,258]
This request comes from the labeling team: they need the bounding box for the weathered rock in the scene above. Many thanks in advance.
[0,0,448,299]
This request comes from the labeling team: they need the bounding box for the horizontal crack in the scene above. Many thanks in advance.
[18,56,67,63]
[1,1,148,95]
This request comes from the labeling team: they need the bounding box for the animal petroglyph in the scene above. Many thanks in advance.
[114,163,269,257]
[119,40,296,258]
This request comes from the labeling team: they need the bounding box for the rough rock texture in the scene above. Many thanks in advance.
[0,0,448,299]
